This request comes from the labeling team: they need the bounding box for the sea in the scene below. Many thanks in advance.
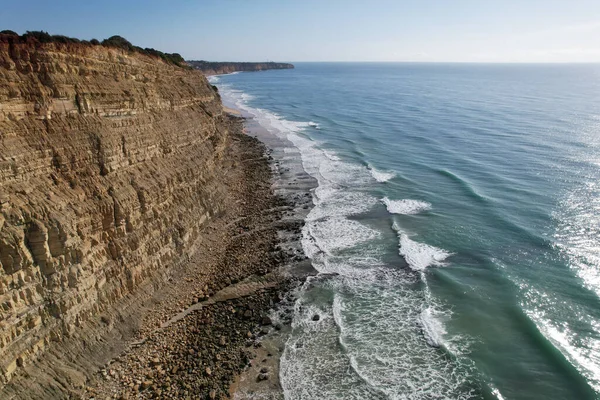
[209,63,600,400]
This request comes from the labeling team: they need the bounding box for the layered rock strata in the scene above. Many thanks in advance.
[0,38,230,387]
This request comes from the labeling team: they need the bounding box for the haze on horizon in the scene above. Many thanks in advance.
[2,0,600,63]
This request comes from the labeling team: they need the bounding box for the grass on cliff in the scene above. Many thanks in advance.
[0,31,189,68]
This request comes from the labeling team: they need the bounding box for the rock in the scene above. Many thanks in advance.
[257,373,269,382]
[312,314,320,321]
[0,37,264,394]
[209,390,217,399]
[141,380,153,390]
[205,367,212,376]
[261,316,272,326]
[260,367,269,373]
[244,310,253,319]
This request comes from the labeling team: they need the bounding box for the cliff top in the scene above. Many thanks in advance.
[0,30,188,68]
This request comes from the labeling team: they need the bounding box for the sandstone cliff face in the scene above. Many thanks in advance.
[187,61,294,75]
[0,40,229,384]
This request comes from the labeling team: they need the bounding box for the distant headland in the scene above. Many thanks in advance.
[187,60,294,75]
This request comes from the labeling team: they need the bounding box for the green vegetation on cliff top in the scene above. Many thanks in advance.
[0,31,187,68]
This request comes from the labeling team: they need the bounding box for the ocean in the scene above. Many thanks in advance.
[209,63,600,400]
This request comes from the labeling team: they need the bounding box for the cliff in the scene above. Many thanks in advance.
[0,33,232,388]
[187,61,294,75]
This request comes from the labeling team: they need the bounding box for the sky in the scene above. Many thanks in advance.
[2,0,600,63]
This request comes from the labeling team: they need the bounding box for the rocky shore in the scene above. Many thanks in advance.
[0,33,311,399]
[83,116,311,400]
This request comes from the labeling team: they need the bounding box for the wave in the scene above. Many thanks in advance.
[322,149,340,161]
[419,306,448,348]
[435,168,489,204]
[308,191,377,221]
[214,79,478,400]
[367,164,396,182]
[400,233,452,271]
[527,308,600,393]
[512,276,600,394]
[306,217,381,257]
[308,121,321,129]
[393,222,452,271]
[382,197,431,215]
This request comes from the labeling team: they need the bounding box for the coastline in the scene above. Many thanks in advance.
[80,113,313,399]
[81,108,315,399]
[226,109,318,400]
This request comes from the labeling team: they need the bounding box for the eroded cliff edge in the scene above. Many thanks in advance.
[0,35,231,387]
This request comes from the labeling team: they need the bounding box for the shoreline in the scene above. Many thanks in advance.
[84,111,316,399]
[227,109,318,400]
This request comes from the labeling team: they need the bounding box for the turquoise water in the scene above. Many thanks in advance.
[210,63,600,399]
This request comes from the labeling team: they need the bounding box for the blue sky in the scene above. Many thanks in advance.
[2,0,600,62]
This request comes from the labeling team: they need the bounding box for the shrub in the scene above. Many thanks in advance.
[0,31,188,68]
[23,30,53,43]
[101,35,135,51]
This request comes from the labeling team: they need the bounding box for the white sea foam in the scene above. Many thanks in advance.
[368,166,396,182]
[322,150,340,161]
[214,81,474,400]
[491,386,506,400]
[399,233,452,271]
[392,222,452,271]
[420,307,447,347]
[308,121,321,129]
[307,217,380,256]
[241,92,255,101]
[280,266,476,400]
[309,192,377,221]
[382,197,432,215]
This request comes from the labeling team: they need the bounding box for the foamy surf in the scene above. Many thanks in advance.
[368,165,395,182]
[307,217,381,256]
[419,306,448,347]
[393,222,452,271]
[382,197,432,214]
[213,77,477,400]
[208,63,600,400]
